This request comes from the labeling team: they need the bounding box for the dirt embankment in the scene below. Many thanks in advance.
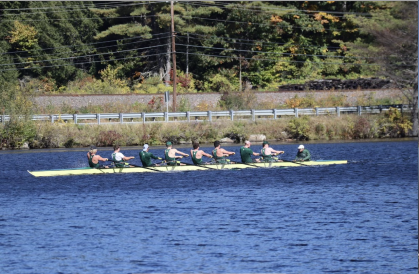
[32,89,400,110]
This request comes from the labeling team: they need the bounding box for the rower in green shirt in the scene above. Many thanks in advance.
[295,144,311,161]
[240,140,260,163]
[165,141,189,166]
[139,144,162,167]
[190,142,213,165]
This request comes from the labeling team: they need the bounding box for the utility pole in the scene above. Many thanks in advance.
[239,55,242,92]
[171,1,177,112]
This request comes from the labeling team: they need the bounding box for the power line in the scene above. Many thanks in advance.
[0,1,161,17]
[175,43,371,60]
[187,1,374,16]
[177,34,342,50]
[3,34,171,62]
[1,32,171,55]
[0,1,151,11]
[0,44,166,67]
[1,39,366,68]
[1,15,156,22]
[1,5,101,16]
[0,49,380,72]
[176,51,380,67]
[2,11,356,33]
[182,15,358,32]
[0,52,167,71]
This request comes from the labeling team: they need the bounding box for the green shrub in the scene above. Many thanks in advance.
[1,120,36,148]
[380,107,412,137]
[286,116,311,140]
[218,91,257,110]
[204,74,236,93]
[133,76,172,94]
[64,138,78,148]
[178,97,191,112]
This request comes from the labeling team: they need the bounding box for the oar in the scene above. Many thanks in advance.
[154,160,167,166]
[107,159,134,166]
[165,158,216,170]
[241,156,262,168]
[181,162,216,170]
[242,162,261,168]
[107,159,159,171]
[221,153,237,164]
[281,159,311,166]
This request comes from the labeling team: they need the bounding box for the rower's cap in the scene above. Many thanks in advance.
[89,145,97,150]
[143,144,149,151]
[263,141,269,145]
[166,141,172,146]
[298,145,304,149]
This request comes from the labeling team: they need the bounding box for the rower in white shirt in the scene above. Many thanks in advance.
[111,145,135,167]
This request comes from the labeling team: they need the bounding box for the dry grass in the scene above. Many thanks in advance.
[22,112,395,149]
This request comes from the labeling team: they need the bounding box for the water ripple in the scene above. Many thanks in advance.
[0,140,417,273]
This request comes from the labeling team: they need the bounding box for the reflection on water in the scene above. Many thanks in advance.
[0,140,417,273]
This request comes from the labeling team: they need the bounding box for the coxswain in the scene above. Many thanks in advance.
[88,146,109,169]
[295,144,311,162]
[212,140,235,164]
[165,141,189,166]
[240,140,260,163]
[111,145,135,167]
[260,141,284,162]
[190,142,213,165]
[139,144,162,167]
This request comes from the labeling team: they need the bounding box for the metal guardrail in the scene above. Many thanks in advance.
[0,104,412,125]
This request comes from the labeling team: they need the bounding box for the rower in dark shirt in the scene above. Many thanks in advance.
[190,142,212,165]
[139,144,162,167]
[295,145,311,161]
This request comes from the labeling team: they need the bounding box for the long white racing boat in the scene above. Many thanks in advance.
[28,160,347,177]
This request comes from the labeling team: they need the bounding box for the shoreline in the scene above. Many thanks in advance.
[1,111,415,151]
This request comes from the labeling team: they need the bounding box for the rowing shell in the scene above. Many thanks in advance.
[27,160,347,177]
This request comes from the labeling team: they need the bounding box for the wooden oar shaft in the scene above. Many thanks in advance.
[282,159,310,166]
[108,159,160,170]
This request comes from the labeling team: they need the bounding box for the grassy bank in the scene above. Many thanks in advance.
[0,108,412,149]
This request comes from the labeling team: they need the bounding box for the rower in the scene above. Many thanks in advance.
[190,142,213,165]
[295,144,311,162]
[165,141,189,166]
[86,145,96,161]
[111,145,135,167]
[260,141,284,162]
[139,144,162,167]
[240,140,260,163]
[88,146,109,169]
[212,140,235,164]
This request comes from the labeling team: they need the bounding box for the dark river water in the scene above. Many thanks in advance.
[0,140,417,273]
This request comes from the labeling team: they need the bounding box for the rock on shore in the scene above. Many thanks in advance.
[248,134,266,142]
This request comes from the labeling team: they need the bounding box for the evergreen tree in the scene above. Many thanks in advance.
[0,1,101,88]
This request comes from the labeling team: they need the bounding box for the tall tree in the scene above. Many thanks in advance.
[175,2,222,75]
[348,1,418,136]
[0,1,101,87]
[90,2,154,80]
